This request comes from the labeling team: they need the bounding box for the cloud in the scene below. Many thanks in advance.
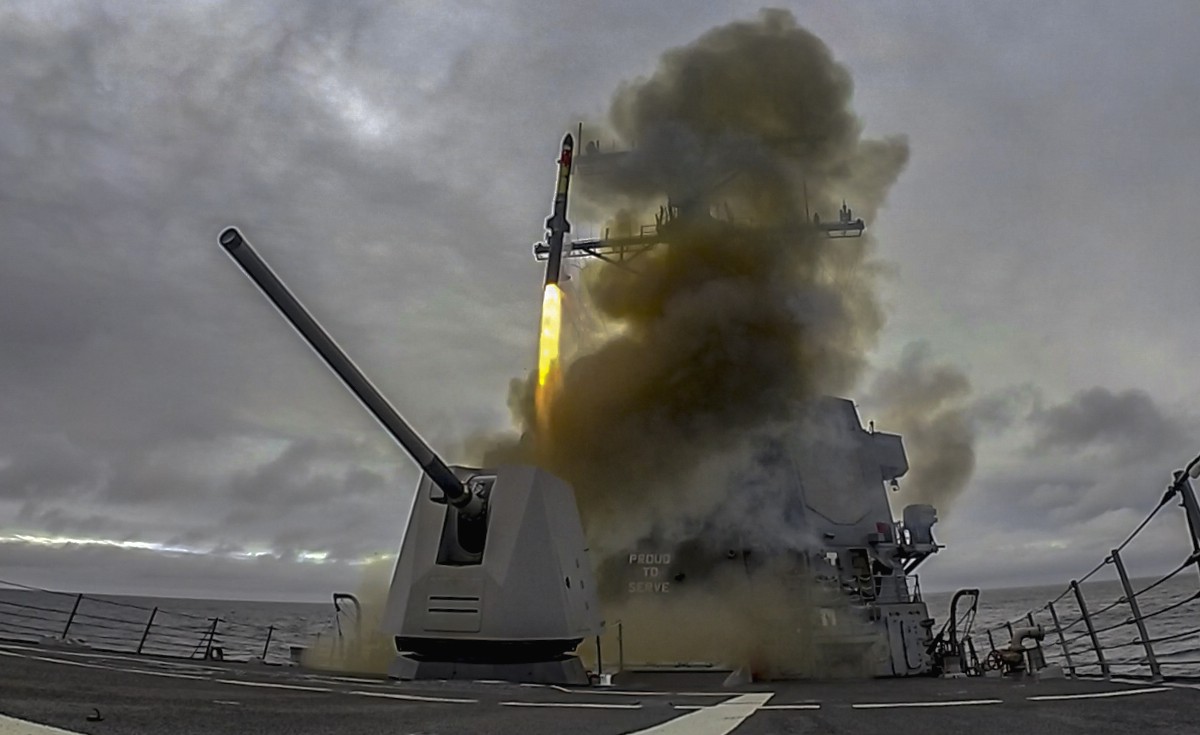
[0,540,377,601]
[1029,387,1191,460]
[3,1,1200,603]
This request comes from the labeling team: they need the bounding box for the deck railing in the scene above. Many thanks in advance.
[0,580,323,664]
[974,453,1200,682]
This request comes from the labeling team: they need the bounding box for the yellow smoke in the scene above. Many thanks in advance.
[300,558,396,675]
[535,283,563,431]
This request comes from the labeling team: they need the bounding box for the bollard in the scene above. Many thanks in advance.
[1026,611,1045,658]
[1071,580,1110,678]
[61,594,83,640]
[137,607,158,655]
[1047,601,1076,677]
[1111,549,1162,681]
[261,625,275,662]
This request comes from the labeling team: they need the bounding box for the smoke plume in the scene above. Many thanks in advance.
[865,342,976,512]
[479,9,907,545]
[301,558,395,675]
[468,10,958,673]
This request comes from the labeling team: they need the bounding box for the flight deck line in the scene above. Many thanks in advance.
[625,693,773,735]
[0,714,85,735]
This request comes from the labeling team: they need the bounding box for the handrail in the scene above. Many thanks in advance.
[971,453,1200,682]
[0,579,315,663]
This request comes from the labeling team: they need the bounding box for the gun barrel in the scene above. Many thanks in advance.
[218,227,467,504]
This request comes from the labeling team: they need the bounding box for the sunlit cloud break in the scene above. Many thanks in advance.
[0,535,338,564]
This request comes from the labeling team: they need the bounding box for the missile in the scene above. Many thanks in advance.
[542,133,574,286]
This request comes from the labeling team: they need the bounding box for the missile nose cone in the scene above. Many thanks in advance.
[562,133,574,149]
[219,227,244,250]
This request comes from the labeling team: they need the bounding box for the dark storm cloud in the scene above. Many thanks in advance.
[1030,387,1190,459]
[931,385,1199,588]
[982,387,1195,521]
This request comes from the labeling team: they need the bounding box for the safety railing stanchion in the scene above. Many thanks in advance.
[1175,469,1200,582]
[203,617,220,660]
[261,624,275,661]
[61,594,83,640]
[137,607,158,654]
[595,634,603,677]
[1071,580,1110,678]
[1111,548,1162,681]
[1047,600,1076,677]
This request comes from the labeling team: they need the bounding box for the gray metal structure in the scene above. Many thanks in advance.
[602,398,941,677]
[219,227,601,683]
[533,135,865,265]
[385,464,601,683]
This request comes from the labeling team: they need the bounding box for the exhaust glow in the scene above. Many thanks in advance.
[537,284,563,387]
[536,284,563,429]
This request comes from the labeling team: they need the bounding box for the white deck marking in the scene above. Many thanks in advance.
[308,675,389,685]
[214,678,332,693]
[0,714,86,735]
[500,701,642,709]
[627,693,773,734]
[761,704,821,710]
[852,699,1003,709]
[349,690,477,704]
[24,655,107,670]
[672,702,820,711]
[3,645,172,665]
[547,687,730,697]
[115,667,207,681]
[1028,687,1170,701]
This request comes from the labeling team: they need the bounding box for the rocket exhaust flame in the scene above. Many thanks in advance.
[536,283,563,427]
[537,283,563,388]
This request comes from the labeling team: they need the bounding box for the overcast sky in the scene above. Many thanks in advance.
[3,1,1200,601]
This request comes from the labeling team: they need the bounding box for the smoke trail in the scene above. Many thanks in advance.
[865,342,976,512]
[483,9,907,546]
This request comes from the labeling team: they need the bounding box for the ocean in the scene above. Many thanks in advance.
[2,576,1197,677]
[924,575,1200,678]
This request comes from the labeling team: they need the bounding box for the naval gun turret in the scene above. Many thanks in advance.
[219,228,601,684]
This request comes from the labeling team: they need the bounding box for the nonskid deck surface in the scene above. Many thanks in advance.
[1,642,1197,735]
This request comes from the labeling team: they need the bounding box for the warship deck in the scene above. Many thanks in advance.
[2,641,1197,735]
